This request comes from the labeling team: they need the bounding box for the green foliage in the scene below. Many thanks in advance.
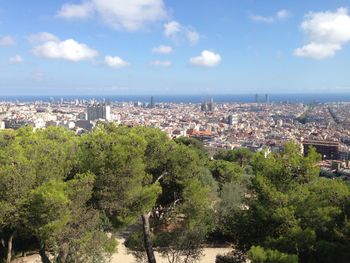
[0,140,35,229]
[209,160,243,190]
[0,124,265,263]
[125,230,147,263]
[219,180,247,218]
[248,246,298,263]
[149,177,214,263]
[77,124,214,262]
[174,136,208,162]
[251,142,321,189]
[17,126,78,183]
[214,148,253,167]
[224,141,350,262]
[28,180,70,242]
[215,250,247,263]
[54,172,118,263]
[155,229,205,263]
[78,124,156,225]
[0,127,117,262]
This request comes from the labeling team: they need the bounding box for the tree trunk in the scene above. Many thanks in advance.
[1,238,5,248]
[56,242,69,263]
[39,244,52,263]
[141,213,156,263]
[6,233,14,263]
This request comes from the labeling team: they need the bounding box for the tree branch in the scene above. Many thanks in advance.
[154,171,168,184]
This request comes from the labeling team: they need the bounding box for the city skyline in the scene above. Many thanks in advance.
[1,0,350,95]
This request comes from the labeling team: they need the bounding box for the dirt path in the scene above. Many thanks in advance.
[111,237,231,263]
[12,237,231,263]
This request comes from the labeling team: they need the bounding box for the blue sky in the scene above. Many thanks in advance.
[0,0,350,96]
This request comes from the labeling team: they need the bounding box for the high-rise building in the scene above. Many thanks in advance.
[150,96,155,108]
[201,101,207,112]
[208,98,214,112]
[87,103,111,121]
[255,94,259,103]
[228,114,238,126]
[265,94,270,104]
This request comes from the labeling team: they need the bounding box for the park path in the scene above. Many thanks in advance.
[12,237,231,263]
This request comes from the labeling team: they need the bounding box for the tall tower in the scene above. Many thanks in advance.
[255,94,259,103]
[201,101,207,112]
[150,96,155,108]
[208,98,214,112]
[265,94,270,104]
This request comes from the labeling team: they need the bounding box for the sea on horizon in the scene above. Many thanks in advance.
[2,93,350,104]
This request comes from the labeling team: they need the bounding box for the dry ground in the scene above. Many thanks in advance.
[12,237,231,263]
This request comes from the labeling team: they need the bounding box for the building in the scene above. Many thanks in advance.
[303,139,340,160]
[228,114,238,126]
[150,96,155,109]
[87,104,111,121]
[201,98,214,112]
[208,98,214,112]
[4,120,33,129]
[75,120,93,131]
[201,101,208,112]
[265,94,270,104]
[78,112,87,120]
[187,129,214,142]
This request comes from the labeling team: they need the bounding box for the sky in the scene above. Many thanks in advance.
[0,0,350,96]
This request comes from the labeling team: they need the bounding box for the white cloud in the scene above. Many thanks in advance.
[152,45,172,54]
[250,15,274,23]
[190,50,221,67]
[104,56,129,68]
[301,8,350,44]
[9,55,24,64]
[57,2,94,19]
[277,9,290,20]
[0,36,16,46]
[164,21,200,45]
[186,30,200,45]
[294,43,341,60]
[150,60,171,67]
[27,32,60,43]
[250,9,290,23]
[294,7,350,59]
[57,0,167,31]
[164,21,181,38]
[33,39,98,62]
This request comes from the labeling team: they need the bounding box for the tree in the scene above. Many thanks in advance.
[0,126,116,263]
[28,180,70,263]
[54,173,117,263]
[0,129,36,263]
[16,126,79,183]
[248,246,298,263]
[0,125,215,263]
[174,136,208,161]
[222,142,350,262]
[78,125,163,263]
[139,127,210,261]
[155,178,214,263]
[79,124,214,263]
[214,148,253,168]
[209,160,243,190]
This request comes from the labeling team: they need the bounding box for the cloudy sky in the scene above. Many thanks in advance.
[0,0,350,95]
